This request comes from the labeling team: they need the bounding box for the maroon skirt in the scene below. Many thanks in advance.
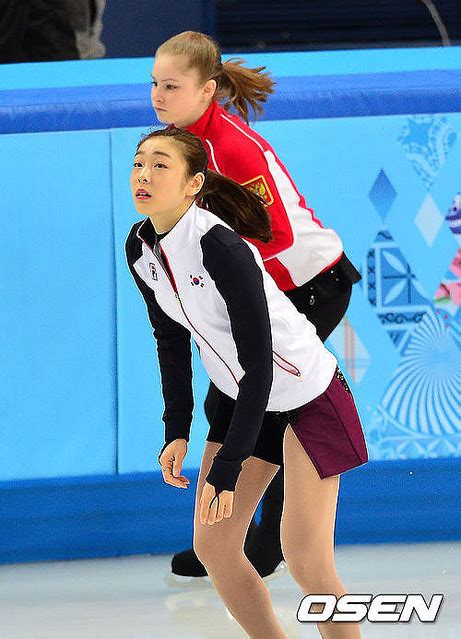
[289,368,368,478]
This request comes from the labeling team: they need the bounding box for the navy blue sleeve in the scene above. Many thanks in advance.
[125,226,194,446]
[201,225,274,493]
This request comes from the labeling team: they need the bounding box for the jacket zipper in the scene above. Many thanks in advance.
[153,243,240,387]
[272,350,302,378]
[141,238,301,384]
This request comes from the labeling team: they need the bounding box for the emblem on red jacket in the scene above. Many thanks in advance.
[241,175,274,206]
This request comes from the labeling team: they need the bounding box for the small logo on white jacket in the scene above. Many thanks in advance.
[190,274,204,288]
[149,263,158,281]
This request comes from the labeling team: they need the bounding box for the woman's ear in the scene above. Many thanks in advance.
[186,172,205,197]
[202,78,217,101]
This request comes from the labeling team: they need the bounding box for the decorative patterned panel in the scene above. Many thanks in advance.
[398,115,457,191]
[285,112,461,463]
[369,310,461,458]
[360,227,430,353]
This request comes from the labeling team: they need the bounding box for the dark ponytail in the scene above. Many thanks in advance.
[137,128,272,243]
[198,170,272,242]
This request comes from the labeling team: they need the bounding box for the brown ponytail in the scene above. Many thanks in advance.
[156,31,275,123]
[137,128,272,243]
[218,58,275,123]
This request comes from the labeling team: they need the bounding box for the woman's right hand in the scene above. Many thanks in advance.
[159,438,190,489]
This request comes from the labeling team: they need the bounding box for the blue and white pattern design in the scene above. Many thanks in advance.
[414,194,445,247]
[434,247,461,321]
[368,170,397,221]
[398,115,457,190]
[368,311,461,459]
[360,227,430,353]
[337,113,461,462]
[327,317,371,383]
[446,193,461,243]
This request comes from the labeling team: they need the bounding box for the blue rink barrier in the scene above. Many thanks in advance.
[1,48,461,563]
[2,70,461,134]
[1,458,460,564]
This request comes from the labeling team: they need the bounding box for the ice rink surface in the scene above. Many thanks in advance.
[0,541,459,638]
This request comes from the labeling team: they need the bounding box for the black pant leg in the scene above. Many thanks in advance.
[303,283,352,342]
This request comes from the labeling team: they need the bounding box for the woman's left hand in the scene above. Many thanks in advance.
[199,482,234,525]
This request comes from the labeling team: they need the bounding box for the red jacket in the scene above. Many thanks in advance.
[186,101,343,291]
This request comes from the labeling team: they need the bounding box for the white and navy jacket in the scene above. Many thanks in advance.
[125,203,337,492]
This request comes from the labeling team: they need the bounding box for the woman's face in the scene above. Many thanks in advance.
[151,54,215,128]
[130,137,202,224]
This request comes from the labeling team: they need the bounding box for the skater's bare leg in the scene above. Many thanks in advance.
[282,426,361,639]
[194,441,288,639]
